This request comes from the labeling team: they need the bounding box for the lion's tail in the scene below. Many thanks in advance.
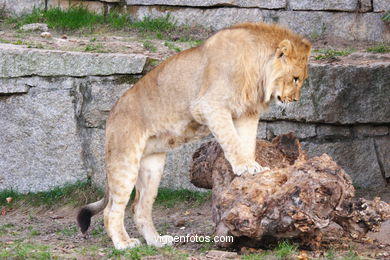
[77,185,109,234]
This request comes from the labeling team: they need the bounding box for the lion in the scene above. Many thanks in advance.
[77,22,311,249]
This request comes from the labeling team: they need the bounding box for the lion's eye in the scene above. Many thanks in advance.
[293,77,299,83]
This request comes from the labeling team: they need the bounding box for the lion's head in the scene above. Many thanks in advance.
[271,38,311,105]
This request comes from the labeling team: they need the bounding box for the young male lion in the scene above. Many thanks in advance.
[77,22,311,249]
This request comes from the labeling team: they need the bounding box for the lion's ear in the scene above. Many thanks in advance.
[276,40,292,58]
[301,38,312,54]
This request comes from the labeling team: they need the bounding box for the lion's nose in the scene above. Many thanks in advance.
[277,95,283,102]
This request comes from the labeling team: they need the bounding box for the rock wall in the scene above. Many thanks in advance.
[0,43,389,193]
[1,0,389,43]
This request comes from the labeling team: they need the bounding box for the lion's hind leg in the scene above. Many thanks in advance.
[104,134,147,250]
[133,152,174,247]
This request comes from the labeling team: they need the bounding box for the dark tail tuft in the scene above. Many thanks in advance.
[77,207,92,234]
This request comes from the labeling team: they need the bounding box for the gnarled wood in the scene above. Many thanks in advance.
[190,133,390,248]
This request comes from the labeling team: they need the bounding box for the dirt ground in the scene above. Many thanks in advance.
[1,188,390,259]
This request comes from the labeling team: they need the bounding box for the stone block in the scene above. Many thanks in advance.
[302,139,387,188]
[0,43,147,78]
[317,125,351,138]
[126,0,286,9]
[266,121,316,140]
[0,0,44,15]
[354,126,389,137]
[289,0,359,11]
[373,0,390,12]
[0,78,31,94]
[0,77,86,193]
[374,137,390,180]
[262,63,390,124]
[130,7,389,42]
[48,0,106,14]
[359,0,373,12]
[81,77,133,128]
[162,136,213,191]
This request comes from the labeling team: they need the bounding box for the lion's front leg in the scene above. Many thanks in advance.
[197,103,266,176]
[234,114,270,174]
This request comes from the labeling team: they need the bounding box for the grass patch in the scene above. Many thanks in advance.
[0,180,104,208]
[383,11,390,22]
[132,14,176,33]
[366,43,390,53]
[0,242,52,259]
[108,245,158,259]
[84,43,105,52]
[155,188,211,208]
[143,40,157,52]
[58,226,78,237]
[241,252,270,260]
[0,182,208,210]
[13,6,131,31]
[314,49,354,60]
[164,41,181,52]
[274,241,298,259]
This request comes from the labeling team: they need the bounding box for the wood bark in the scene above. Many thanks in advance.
[189,133,390,248]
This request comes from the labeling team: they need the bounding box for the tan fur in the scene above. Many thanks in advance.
[78,22,311,249]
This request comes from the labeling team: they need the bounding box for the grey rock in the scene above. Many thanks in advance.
[84,128,106,188]
[0,0,44,16]
[278,11,389,42]
[359,0,373,12]
[374,137,390,180]
[0,43,147,77]
[289,0,359,11]
[126,0,286,9]
[257,122,267,139]
[317,125,351,138]
[20,23,48,32]
[0,77,86,193]
[131,7,389,42]
[262,63,390,124]
[266,121,316,140]
[302,139,387,188]
[81,77,133,128]
[0,78,31,94]
[373,0,390,12]
[354,126,389,137]
[162,136,213,191]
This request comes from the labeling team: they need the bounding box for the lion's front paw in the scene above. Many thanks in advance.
[232,161,270,176]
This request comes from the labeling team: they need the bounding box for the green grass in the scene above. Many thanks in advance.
[108,245,158,260]
[58,226,78,237]
[274,241,298,259]
[241,252,270,260]
[12,7,131,31]
[164,41,181,52]
[0,180,104,208]
[132,14,176,33]
[1,183,209,211]
[13,7,177,33]
[155,188,211,208]
[143,40,157,52]
[84,43,105,52]
[326,248,336,260]
[314,49,354,60]
[342,250,360,260]
[383,11,390,22]
[366,43,390,53]
[0,242,53,259]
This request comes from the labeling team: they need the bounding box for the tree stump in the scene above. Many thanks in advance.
[189,133,390,248]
